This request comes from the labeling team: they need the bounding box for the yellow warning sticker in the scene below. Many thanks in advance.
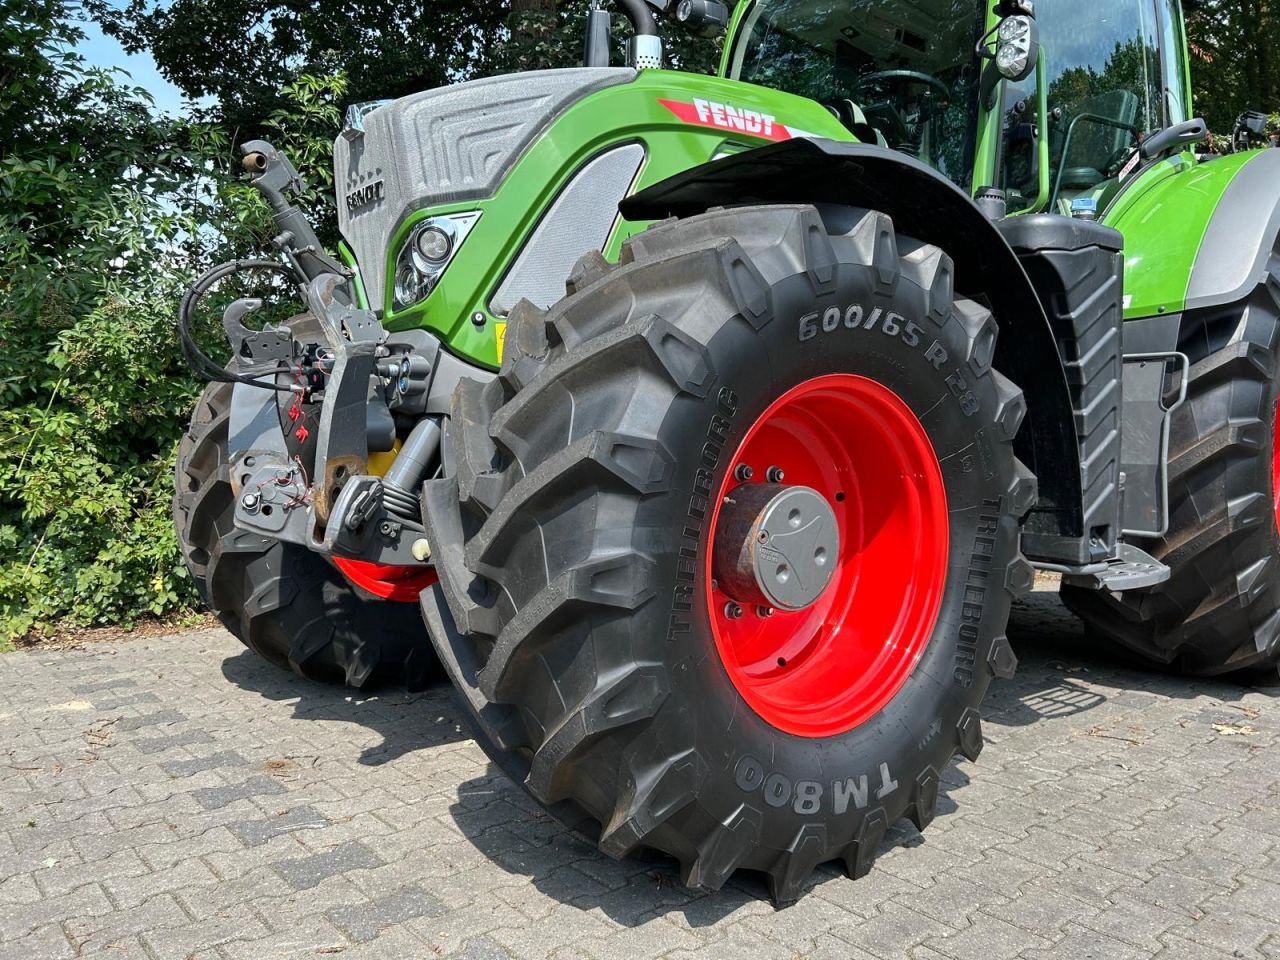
[494,321,508,364]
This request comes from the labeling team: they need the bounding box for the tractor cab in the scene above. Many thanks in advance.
[726,0,1193,217]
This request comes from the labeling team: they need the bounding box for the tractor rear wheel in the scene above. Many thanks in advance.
[420,205,1037,900]
[1062,250,1280,676]
[174,379,433,689]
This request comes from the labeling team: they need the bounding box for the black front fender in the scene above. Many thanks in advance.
[623,138,1083,563]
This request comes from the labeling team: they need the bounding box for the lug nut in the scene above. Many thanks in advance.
[766,466,785,483]
[724,602,743,620]
[757,606,775,618]
[735,464,754,482]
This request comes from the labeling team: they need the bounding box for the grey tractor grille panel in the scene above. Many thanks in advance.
[490,144,645,316]
[334,68,636,311]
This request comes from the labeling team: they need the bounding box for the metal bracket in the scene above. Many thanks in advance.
[234,459,312,542]
[303,274,384,524]
[316,475,425,566]
[228,381,290,462]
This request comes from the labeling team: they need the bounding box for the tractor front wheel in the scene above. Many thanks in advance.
[421,204,1037,900]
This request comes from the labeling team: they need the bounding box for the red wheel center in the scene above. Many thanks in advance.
[706,374,949,738]
[333,558,438,603]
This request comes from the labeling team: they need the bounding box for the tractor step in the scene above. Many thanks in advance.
[1060,543,1170,592]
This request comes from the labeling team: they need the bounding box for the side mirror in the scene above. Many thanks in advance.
[676,0,729,37]
[995,15,1039,82]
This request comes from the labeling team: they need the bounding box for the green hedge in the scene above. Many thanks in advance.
[0,6,345,644]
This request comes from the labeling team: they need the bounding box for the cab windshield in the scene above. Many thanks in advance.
[729,0,989,187]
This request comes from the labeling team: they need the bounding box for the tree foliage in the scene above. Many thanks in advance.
[93,0,726,135]
[495,0,725,76]
[0,1,342,644]
[89,0,508,134]
[1186,0,1280,133]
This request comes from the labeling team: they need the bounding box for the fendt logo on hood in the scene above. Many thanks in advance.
[659,97,801,142]
[345,179,385,213]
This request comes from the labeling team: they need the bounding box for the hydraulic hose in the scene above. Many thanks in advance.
[177,259,303,393]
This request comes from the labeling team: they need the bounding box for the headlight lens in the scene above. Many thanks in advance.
[998,16,1028,42]
[394,261,425,308]
[392,212,480,312]
[414,224,454,265]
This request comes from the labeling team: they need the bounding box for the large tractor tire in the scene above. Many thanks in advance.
[420,204,1037,901]
[1062,249,1280,676]
[174,379,433,689]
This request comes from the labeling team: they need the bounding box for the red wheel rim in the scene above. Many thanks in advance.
[706,374,949,738]
[333,558,438,603]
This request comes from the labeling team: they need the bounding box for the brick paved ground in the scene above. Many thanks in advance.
[2,586,1279,960]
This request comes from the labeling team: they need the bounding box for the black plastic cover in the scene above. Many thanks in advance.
[998,214,1125,564]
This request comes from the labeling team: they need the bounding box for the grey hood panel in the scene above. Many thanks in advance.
[335,68,637,310]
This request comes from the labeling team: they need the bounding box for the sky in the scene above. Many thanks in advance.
[73,15,188,116]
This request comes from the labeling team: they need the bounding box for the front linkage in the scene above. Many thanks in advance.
[179,141,487,587]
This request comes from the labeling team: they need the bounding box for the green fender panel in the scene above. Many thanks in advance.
[1105,149,1280,319]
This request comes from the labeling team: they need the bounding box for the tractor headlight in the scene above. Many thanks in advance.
[392,212,480,312]
[994,15,1038,81]
[394,261,426,309]
[414,223,455,266]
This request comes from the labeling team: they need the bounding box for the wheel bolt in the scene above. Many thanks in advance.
[735,464,754,482]
[766,466,785,483]
[757,606,775,618]
[724,602,743,620]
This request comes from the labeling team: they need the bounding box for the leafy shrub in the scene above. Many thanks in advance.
[0,5,342,645]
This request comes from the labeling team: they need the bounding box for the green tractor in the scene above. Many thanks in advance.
[175,0,1280,900]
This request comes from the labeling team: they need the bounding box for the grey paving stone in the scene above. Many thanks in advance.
[90,691,162,711]
[70,678,136,695]
[130,729,214,754]
[161,750,247,778]
[1,594,1277,960]
[329,884,446,941]
[831,901,953,957]
[114,709,188,732]
[0,923,73,960]
[921,913,1053,960]
[227,804,330,847]
[455,937,517,960]
[137,902,270,960]
[190,774,286,811]
[273,840,384,891]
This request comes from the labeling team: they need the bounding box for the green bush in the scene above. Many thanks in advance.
[0,5,343,645]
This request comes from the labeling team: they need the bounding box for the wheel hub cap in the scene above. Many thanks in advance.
[713,483,840,612]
